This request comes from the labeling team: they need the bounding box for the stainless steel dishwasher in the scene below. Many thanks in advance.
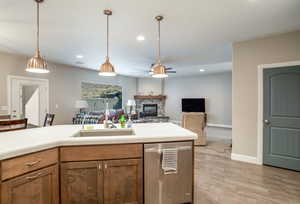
[144,141,193,204]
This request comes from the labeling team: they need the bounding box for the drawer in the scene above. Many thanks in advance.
[1,148,58,181]
[1,165,59,204]
[60,144,143,162]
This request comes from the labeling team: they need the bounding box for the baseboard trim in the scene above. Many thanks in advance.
[231,153,260,165]
[170,120,181,125]
[207,123,232,129]
[171,121,232,129]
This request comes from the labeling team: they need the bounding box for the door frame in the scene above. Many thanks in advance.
[7,75,49,122]
[257,60,300,165]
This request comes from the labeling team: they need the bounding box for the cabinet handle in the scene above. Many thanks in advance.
[98,164,102,170]
[104,164,108,169]
[26,173,42,180]
[25,160,41,167]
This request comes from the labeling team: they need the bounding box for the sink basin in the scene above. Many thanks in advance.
[75,128,136,137]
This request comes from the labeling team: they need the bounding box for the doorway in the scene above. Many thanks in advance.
[7,75,49,126]
[259,64,300,171]
[22,85,39,126]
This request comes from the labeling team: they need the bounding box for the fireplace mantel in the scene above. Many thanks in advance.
[135,95,166,116]
[134,95,166,100]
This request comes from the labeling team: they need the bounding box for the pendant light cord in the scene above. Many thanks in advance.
[36,1,40,54]
[106,14,109,59]
[158,19,161,63]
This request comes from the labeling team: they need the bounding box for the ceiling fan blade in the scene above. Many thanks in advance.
[165,67,173,70]
[167,71,176,73]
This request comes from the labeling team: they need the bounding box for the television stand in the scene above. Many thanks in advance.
[182,112,207,145]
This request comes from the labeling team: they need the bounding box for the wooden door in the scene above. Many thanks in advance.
[1,165,59,204]
[103,159,143,204]
[263,66,300,171]
[61,161,103,204]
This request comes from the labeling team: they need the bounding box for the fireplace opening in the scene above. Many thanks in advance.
[143,104,158,117]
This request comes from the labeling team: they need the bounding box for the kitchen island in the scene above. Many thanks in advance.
[0,123,197,204]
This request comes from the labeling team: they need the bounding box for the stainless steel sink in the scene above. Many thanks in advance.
[75,128,135,137]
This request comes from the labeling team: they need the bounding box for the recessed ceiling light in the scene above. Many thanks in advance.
[76,55,83,59]
[136,35,145,41]
[200,69,206,72]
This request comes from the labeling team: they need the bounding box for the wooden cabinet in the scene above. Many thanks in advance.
[0,145,144,204]
[103,159,143,204]
[1,165,59,204]
[182,112,207,145]
[1,148,58,181]
[60,144,143,162]
[61,161,104,204]
[61,159,143,204]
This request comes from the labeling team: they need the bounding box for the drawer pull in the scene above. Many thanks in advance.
[26,173,42,180]
[25,160,41,167]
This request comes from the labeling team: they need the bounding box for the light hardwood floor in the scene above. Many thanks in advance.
[194,127,300,204]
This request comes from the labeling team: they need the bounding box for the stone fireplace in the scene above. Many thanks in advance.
[143,104,158,116]
[134,95,166,117]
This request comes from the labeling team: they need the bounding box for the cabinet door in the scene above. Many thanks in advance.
[103,159,143,204]
[61,161,103,204]
[1,165,59,204]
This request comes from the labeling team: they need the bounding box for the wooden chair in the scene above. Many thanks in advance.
[0,118,28,132]
[44,114,55,127]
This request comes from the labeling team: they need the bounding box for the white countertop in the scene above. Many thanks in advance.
[0,123,197,160]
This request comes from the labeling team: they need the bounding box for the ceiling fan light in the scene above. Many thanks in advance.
[26,51,49,73]
[152,63,168,78]
[151,15,168,78]
[152,74,168,78]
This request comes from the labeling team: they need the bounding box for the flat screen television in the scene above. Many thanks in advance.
[182,98,205,112]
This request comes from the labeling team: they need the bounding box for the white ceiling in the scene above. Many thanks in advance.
[0,0,300,77]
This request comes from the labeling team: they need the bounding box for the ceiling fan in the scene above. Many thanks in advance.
[148,63,176,75]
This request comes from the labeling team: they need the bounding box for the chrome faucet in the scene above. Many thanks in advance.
[103,102,109,128]
[110,118,117,128]
[81,113,89,129]
[103,102,118,129]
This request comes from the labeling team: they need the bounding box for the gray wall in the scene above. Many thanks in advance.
[232,30,300,158]
[0,52,137,124]
[164,72,232,125]
[137,78,163,95]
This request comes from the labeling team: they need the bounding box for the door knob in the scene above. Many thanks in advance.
[264,120,270,125]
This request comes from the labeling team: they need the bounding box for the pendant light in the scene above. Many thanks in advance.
[99,10,117,77]
[152,15,168,78]
[26,0,49,74]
